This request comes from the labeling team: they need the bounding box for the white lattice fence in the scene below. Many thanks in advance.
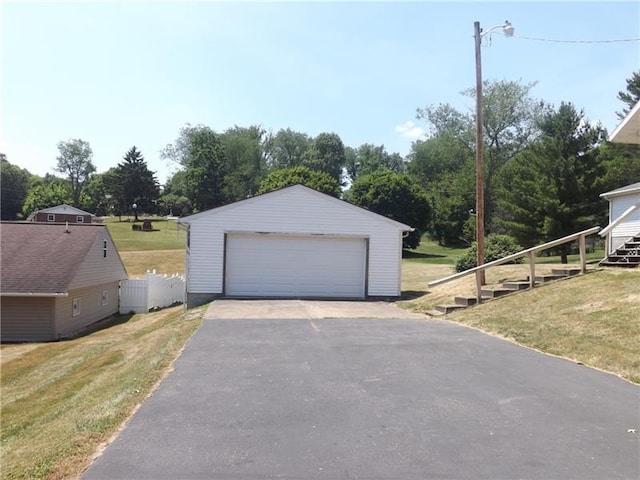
[120,271,185,314]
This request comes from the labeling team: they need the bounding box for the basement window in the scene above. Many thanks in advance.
[72,298,81,317]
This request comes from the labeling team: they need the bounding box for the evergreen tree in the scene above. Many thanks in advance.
[497,103,606,262]
[113,147,160,218]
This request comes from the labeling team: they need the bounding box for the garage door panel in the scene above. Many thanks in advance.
[225,234,366,298]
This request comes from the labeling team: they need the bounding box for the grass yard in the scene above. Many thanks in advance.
[104,216,186,252]
[0,306,204,480]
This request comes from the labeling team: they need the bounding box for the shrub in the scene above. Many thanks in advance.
[455,234,524,272]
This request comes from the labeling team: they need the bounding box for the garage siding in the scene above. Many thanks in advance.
[183,186,408,299]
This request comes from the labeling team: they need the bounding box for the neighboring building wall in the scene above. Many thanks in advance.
[185,187,405,299]
[69,228,128,290]
[609,194,640,253]
[0,297,55,342]
[54,282,120,338]
[34,213,92,223]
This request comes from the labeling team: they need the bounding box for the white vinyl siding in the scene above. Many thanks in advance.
[609,193,640,252]
[183,186,409,298]
[225,234,366,298]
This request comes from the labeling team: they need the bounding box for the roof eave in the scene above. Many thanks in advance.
[609,101,640,145]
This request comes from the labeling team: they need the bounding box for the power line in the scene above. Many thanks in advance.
[513,35,640,44]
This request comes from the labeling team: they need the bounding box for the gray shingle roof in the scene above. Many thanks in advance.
[1,223,107,294]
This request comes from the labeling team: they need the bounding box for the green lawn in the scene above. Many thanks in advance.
[104,216,186,252]
[403,239,468,264]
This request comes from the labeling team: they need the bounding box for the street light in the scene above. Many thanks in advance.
[473,20,514,296]
[132,202,138,222]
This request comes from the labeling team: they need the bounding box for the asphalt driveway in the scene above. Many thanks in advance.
[83,304,639,479]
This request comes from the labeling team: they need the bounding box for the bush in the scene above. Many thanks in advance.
[455,234,524,272]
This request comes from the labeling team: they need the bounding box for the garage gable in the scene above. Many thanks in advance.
[180,184,411,233]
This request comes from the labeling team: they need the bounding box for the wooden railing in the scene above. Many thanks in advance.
[429,226,601,303]
[599,202,640,254]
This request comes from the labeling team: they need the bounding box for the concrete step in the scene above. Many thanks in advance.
[534,274,568,283]
[480,287,515,298]
[501,281,531,291]
[435,304,468,314]
[454,296,477,307]
[551,267,581,277]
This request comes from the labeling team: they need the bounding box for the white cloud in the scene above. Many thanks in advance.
[394,120,425,139]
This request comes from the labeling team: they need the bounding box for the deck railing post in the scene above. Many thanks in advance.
[579,235,587,273]
[529,251,536,289]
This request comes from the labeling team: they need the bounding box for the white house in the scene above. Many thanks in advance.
[178,185,412,308]
[600,182,640,254]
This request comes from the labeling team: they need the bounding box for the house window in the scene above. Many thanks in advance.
[101,290,108,306]
[103,240,107,258]
[76,216,84,223]
[72,298,81,317]
[47,214,55,222]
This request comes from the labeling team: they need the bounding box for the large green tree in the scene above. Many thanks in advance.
[257,165,341,197]
[266,128,312,170]
[55,139,96,207]
[415,79,545,235]
[407,132,475,245]
[346,169,431,249]
[112,146,160,217]
[344,144,405,184]
[162,125,227,211]
[21,176,73,217]
[497,102,606,262]
[220,125,269,201]
[0,155,32,220]
[301,132,346,184]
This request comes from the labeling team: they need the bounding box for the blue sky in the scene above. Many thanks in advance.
[2,1,639,185]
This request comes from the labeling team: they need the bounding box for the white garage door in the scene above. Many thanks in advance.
[225,233,366,298]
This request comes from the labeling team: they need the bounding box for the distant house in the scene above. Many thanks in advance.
[1,223,128,341]
[28,204,94,224]
[178,184,412,308]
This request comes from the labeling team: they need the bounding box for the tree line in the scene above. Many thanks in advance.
[1,72,639,256]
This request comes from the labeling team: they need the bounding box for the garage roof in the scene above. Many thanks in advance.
[179,184,413,231]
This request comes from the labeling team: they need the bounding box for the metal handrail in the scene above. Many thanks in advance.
[428,226,601,302]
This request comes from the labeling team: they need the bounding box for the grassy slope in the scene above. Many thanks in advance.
[1,307,204,480]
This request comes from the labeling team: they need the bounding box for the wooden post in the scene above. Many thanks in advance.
[476,270,483,304]
[529,251,536,289]
[579,234,587,274]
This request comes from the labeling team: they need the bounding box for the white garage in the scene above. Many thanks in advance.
[178,185,412,308]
